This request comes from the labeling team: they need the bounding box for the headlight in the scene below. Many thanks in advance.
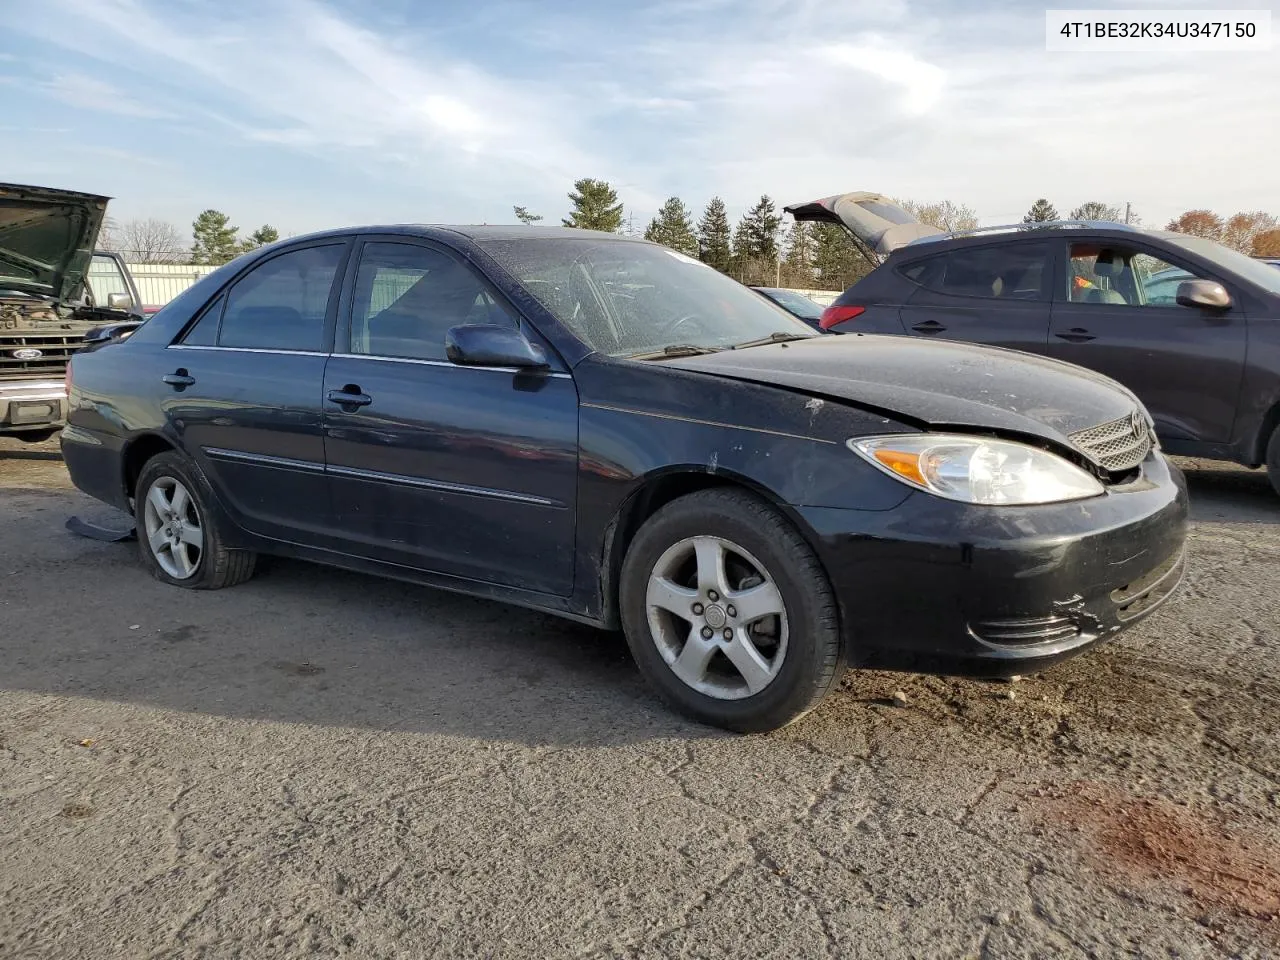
[849,434,1104,505]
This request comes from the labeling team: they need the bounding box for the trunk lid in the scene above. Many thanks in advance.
[784,192,942,256]
[661,334,1140,446]
[0,183,110,303]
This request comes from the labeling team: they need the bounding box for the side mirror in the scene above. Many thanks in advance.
[106,292,134,311]
[445,324,549,369]
[1175,279,1231,311]
[83,320,144,345]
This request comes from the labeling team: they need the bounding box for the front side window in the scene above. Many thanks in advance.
[218,245,344,351]
[348,242,515,361]
[902,243,1049,301]
[1067,244,1208,307]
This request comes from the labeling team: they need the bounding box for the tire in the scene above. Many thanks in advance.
[134,451,256,589]
[619,488,845,733]
[1268,427,1280,498]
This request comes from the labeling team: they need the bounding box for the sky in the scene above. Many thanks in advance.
[2,0,1277,243]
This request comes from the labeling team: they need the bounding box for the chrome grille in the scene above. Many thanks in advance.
[0,333,85,379]
[1069,411,1153,472]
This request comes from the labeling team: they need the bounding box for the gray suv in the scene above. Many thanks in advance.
[787,191,1280,494]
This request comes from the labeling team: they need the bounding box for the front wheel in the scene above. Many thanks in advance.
[135,451,257,589]
[619,489,845,733]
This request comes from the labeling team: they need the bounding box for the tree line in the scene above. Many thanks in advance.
[98,210,280,265]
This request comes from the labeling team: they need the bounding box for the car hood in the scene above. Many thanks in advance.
[661,335,1140,446]
[783,191,943,256]
[0,182,110,303]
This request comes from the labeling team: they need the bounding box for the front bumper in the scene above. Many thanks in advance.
[800,453,1189,677]
[0,379,66,434]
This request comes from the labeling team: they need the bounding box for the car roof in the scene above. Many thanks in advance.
[892,224,1184,259]
[277,224,643,246]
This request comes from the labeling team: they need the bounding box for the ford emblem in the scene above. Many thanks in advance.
[12,348,43,360]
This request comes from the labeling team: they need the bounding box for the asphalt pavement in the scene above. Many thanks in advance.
[1,437,1277,959]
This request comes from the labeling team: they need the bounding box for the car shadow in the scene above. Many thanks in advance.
[0,488,725,749]
[0,447,62,462]
[1177,459,1278,525]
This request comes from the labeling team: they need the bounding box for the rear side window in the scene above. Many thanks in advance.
[901,243,1049,301]
[218,245,345,351]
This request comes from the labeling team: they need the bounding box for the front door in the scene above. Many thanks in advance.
[165,241,349,542]
[321,238,579,596]
[1047,241,1248,444]
[897,240,1052,351]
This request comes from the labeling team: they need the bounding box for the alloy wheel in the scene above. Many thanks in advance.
[142,476,204,580]
[645,535,789,700]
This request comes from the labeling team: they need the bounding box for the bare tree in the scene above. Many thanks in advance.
[118,218,187,263]
[897,199,978,233]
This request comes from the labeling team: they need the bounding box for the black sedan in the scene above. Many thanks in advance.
[63,226,1188,732]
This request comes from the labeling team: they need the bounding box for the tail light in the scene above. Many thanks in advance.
[819,304,866,330]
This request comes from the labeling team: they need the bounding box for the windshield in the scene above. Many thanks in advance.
[1165,236,1280,296]
[479,238,816,357]
[755,288,824,320]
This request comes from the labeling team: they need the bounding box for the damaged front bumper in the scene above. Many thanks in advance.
[0,379,66,434]
[799,452,1189,677]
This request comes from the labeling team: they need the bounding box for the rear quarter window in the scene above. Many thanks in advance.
[898,243,1050,301]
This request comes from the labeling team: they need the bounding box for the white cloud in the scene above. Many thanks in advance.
[7,0,1278,232]
[41,72,172,119]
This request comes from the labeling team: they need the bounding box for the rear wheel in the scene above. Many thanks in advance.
[619,488,845,733]
[15,429,57,443]
[135,452,256,589]
[1268,427,1280,497]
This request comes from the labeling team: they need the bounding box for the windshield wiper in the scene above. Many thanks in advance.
[627,344,724,360]
[729,331,814,350]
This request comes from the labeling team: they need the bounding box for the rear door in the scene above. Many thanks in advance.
[896,240,1053,351]
[165,240,349,542]
[1046,240,1248,444]
[321,238,579,596]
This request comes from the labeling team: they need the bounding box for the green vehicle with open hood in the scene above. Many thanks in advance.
[1,182,143,441]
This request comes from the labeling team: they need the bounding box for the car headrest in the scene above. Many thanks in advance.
[1093,250,1125,277]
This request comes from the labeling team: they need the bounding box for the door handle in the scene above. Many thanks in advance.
[911,320,947,334]
[326,387,372,408]
[1055,328,1096,343]
[162,371,196,388]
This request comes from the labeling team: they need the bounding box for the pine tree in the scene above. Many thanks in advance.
[780,221,816,288]
[190,209,241,265]
[562,179,623,232]
[240,224,279,253]
[513,206,543,225]
[740,195,783,261]
[697,197,732,273]
[1022,199,1060,224]
[643,197,698,256]
[812,223,871,291]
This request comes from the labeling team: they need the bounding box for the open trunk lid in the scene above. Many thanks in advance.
[0,183,110,303]
[784,191,943,257]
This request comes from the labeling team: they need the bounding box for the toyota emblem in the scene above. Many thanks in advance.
[11,347,43,360]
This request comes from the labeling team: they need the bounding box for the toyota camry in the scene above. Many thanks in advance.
[62,225,1188,732]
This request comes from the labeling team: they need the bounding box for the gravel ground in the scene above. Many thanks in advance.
[1,438,1277,959]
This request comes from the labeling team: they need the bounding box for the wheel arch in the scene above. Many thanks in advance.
[1251,398,1280,467]
[121,432,179,509]
[595,466,823,630]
